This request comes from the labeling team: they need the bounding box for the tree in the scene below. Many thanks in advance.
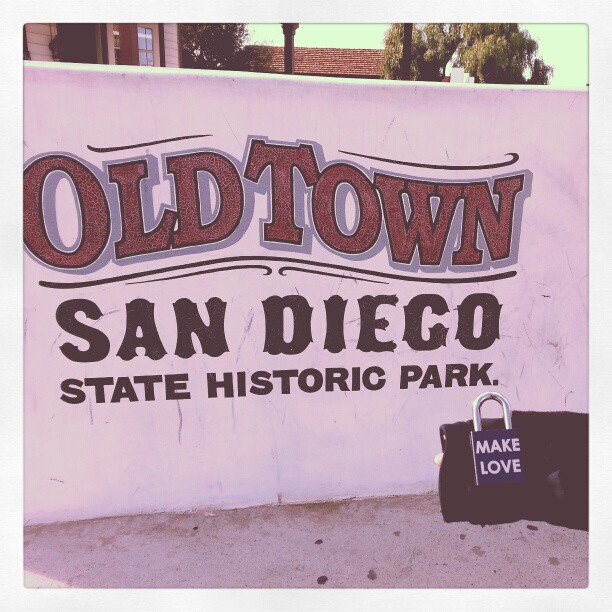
[180,24,271,72]
[458,24,552,85]
[382,24,553,85]
[382,24,461,81]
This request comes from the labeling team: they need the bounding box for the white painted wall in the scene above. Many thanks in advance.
[24,65,588,525]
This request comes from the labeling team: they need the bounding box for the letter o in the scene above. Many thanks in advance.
[487,460,501,474]
[298,368,324,393]
[312,163,381,254]
[24,155,111,268]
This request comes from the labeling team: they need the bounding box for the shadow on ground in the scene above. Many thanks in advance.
[24,492,587,588]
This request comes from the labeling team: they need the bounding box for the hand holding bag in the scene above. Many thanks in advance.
[438,392,587,529]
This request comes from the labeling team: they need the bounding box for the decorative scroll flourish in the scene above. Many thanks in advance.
[338,150,519,171]
[39,255,517,289]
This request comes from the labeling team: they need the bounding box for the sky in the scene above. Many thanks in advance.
[247,24,588,88]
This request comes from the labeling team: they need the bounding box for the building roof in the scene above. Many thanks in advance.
[247,46,384,79]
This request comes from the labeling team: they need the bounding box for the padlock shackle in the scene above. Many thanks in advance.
[472,391,512,432]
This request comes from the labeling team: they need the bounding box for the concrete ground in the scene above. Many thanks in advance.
[24,492,587,588]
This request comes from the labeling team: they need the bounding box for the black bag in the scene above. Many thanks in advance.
[438,411,588,529]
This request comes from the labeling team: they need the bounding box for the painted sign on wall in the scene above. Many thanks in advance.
[24,64,588,524]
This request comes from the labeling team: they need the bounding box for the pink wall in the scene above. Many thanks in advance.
[24,64,588,524]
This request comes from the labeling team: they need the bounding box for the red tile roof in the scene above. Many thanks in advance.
[247,46,383,79]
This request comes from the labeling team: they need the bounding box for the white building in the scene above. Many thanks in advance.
[24,23,180,68]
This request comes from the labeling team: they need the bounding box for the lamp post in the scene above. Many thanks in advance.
[282,23,299,74]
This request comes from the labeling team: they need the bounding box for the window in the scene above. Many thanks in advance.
[111,24,157,66]
[113,27,121,64]
[138,26,154,66]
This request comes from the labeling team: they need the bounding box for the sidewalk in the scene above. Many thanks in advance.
[24,492,587,588]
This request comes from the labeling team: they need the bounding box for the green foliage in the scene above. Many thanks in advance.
[382,23,553,85]
[382,24,461,81]
[179,24,271,71]
[458,24,552,84]
[381,24,404,79]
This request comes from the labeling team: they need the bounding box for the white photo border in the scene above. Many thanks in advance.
[3,1,608,609]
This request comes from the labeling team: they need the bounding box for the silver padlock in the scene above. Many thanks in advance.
[472,391,512,432]
[470,391,524,485]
